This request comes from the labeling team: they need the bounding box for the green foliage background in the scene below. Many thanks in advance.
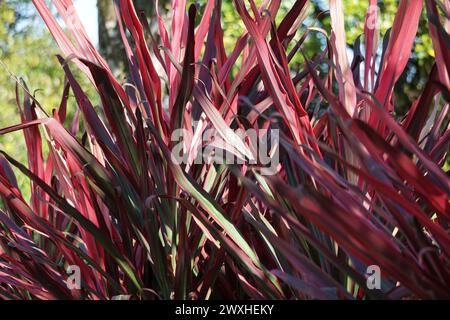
[1,0,64,197]
[0,0,94,197]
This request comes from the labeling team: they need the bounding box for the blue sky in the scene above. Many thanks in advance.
[73,0,99,46]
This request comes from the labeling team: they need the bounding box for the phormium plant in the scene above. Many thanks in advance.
[0,0,449,299]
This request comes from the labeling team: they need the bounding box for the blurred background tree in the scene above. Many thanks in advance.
[0,0,64,197]
[309,0,435,115]
[98,0,153,73]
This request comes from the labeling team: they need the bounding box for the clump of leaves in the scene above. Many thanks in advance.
[0,0,449,300]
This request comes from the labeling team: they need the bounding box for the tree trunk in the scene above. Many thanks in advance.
[97,0,155,73]
[97,0,126,72]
